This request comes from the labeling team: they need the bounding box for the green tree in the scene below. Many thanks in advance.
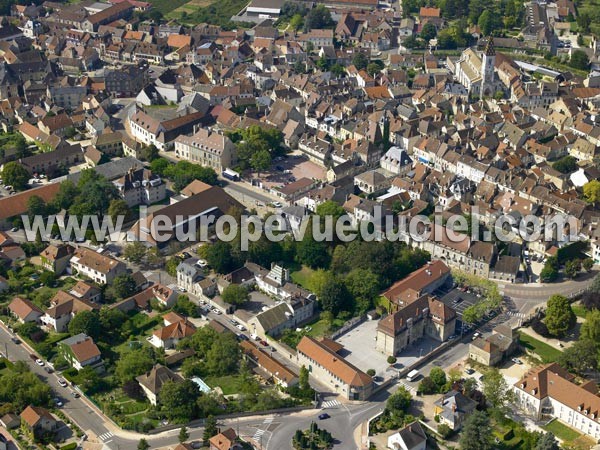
[68,310,101,339]
[27,195,47,219]
[123,242,148,264]
[205,241,241,274]
[140,144,159,162]
[331,64,346,77]
[386,386,412,419]
[583,258,594,272]
[535,432,559,450]
[344,269,380,313]
[1,161,30,191]
[315,200,346,222]
[438,423,452,438]
[179,426,189,443]
[109,273,137,300]
[290,13,303,30]
[166,256,183,277]
[418,376,438,394]
[583,180,600,205]
[478,10,497,36]
[250,149,272,176]
[540,262,559,283]
[150,157,170,175]
[296,231,329,269]
[137,439,150,450]
[459,410,493,450]
[205,333,241,376]
[481,367,514,412]
[545,294,575,337]
[429,367,446,389]
[115,348,155,383]
[420,22,437,41]
[352,52,369,70]
[173,295,199,317]
[159,379,200,421]
[222,284,250,307]
[366,61,384,77]
[299,365,310,390]
[305,4,334,29]
[557,339,598,375]
[552,155,578,174]
[570,49,590,70]
[203,416,218,442]
[565,259,581,279]
[108,199,132,224]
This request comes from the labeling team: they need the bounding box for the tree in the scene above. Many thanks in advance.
[150,157,170,175]
[296,232,329,269]
[179,426,189,443]
[478,10,497,36]
[140,144,159,162]
[108,199,132,224]
[290,13,303,31]
[583,180,600,205]
[305,4,333,30]
[557,339,598,375]
[1,162,30,191]
[570,49,590,70]
[583,258,594,272]
[565,259,581,279]
[68,310,101,340]
[250,149,271,176]
[27,195,47,219]
[481,367,514,412]
[421,22,437,41]
[366,61,384,77]
[222,284,250,307]
[438,423,452,438]
[459,410,493,450]
[540,262,559,283]
[535,432,559,450]
[123,242,147,264]
[386,386,412,419]
[122,380,144,400]
[137,439,150,450]
[173,295,199,317]
[545,294,575,337]
[159,379,200,421]
[115,348,155,383]
[166,256,183,277]
[331,64,346,77]
[319,276,350,314]
[39,271,56,287]
[582,290,600,310]
[299,365,310,390]
[418,376,438,394]
[352,52,369,71]
[429,367,446,389]
[344,269,380,313]
[205,241,241,274]
[316,200,346,222]
[110,273,137,300]
[205,333,241,376]
[552,155,578,174]
[203,416,218,442]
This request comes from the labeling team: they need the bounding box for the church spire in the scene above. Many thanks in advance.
[484,36,495,56]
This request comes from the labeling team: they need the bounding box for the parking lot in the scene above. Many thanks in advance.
[252,154,326,190]
[334,320,444,381]
[439,288,484,321]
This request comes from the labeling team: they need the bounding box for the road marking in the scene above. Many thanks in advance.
[263,416,274,424]
[253,429,266,441]
[321,400,341,408]
[507,311,528,318]
[399,382,415,392]
[99,432,113,441]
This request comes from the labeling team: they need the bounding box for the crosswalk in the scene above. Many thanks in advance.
[507,311,528,319]
[252,416,274,442]
[98,431,113,441]
[321,400,341,409]
[399,381,415,392]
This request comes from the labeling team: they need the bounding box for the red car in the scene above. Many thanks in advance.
[260,340,268,347]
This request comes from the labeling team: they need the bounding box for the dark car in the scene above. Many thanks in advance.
[10,337,20,344]
[44,366,54,374]
[71,392,80,398]
[275,165,284,171]
[29,353,37,361]
[465,368,475,375]
[318,413,330,420]
[237,334,248,341]
[260,340,268,347]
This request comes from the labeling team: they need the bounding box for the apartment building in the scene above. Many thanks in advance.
[174,127,236,173]
[70,247,127,284]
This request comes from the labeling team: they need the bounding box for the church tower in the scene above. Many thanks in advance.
[481,36,496,96]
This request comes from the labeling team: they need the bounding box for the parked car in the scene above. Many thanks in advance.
[35,359,44,366]
[44,366,53,374]
[53,398,63,407]
[236,324,246,331]
[237,334,248,341]
[29,354,37,361]
[465,368,475,375]
[196,259,208,268]
[58,379,68,388]
[10,337,20,344]
[318,413,330,420]
[511,358,523,365]
[447,335,457,341]
[71,392,80,398]
[260,340,268,347]
[272,201,283,208]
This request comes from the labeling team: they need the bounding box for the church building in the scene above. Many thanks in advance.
[454,37,502,97]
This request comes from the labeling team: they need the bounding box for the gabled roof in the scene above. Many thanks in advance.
[20,406,55,427]
[136,364,183,394]
[297,336,372,388]
[8,297,42,319]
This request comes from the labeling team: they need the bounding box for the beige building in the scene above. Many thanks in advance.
[174,127,236,173]
[376,294,456,356]
[113,167,166,207]
[296,336,373,400]
[468,325,518,366]
[70,247,127,285]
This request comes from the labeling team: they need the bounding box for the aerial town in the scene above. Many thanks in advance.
[1,0,600,448]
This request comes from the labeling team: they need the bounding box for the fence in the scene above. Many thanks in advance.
[329,315,366,340]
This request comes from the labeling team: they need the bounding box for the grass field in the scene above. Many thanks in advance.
[290,266,316,290]
[542,420,581,442]
[149,0,193,14]
[518,332,563,363]
[165,0,215,20]
[204,374,243,395]
[571,303,588,319]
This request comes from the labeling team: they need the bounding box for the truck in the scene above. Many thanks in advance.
[222,168,240,181]
[406,369,420,382]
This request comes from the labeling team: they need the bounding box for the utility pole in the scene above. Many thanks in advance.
[4,342,7,360]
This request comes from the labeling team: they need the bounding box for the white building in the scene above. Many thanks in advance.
[70,247,127,285]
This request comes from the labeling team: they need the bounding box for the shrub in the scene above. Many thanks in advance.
[367,369,376,376]
[387,356,397,364]
[438,423,452,438]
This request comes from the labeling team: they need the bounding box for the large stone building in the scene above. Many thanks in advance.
[376,294,456,356]
[513,363,600,441]
[174,127,236,173]
[454,37,501,97]
[296,336,373,400]
[468,325,518,366]
[113,167,166,207]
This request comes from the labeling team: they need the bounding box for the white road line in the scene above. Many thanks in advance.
[321,400,341,408]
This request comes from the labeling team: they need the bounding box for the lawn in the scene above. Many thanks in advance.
[204,374,243,395]
[518,332,563,363]
[572,303,587,319]
[542,419,581,442]
[165,0,215,20]
[290,266,315,290]
[147,0,192,14]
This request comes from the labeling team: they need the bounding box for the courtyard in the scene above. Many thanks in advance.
[334,320,444,381]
